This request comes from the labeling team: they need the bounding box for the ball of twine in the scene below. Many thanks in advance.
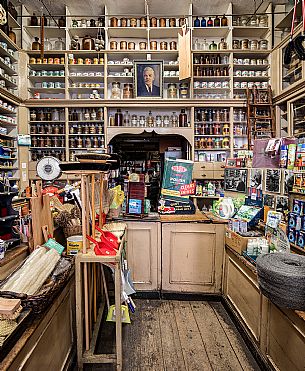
[256,253,305,310]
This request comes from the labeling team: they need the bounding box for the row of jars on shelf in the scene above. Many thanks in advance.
[195,152,227,162]
[32,36,104,52]
[31,151,65,162]
[30,109,64,121]
[0,56,16,73]
[70,91,103,100]
[68,57,104,65]
[108,40,177,51]
[234,70,268,77]
[69,136,105,148]
[108,109,189,128]
[194,54,229,65]
[31,136,65,147]
[35,82,64,89]
[69,124,103,134]
[194,66,229,77]
[193,38,228,51]
[233,39,268,50]
[0,100,16,113]
[233,58,269,66]
[193,15,228,27]
[232,15,268,27]
[233,81,269,89]
[29,70,65,77]
[69,108,104,121]
[109,17,185,28]
[0,115,16,125]
[195,108,230,122]
[0,42,15,58]
[195,137,230,149]
[70,83,102,88]
[194,80,230,89]
[195,122,230,135]
[30,124,64,134]
[29,56,65,65]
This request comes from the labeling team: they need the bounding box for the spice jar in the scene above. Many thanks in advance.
[169,41,177,50]
[160,41,168,50]
[179,18,186,27]
[120,40,127,50]
[250,40,258,50]
[123,83,133,99]
[111,82,121,99]
[150,17,157,27]
[222,123,230,135]
[110,17,118,27]
[29,57,36,64]
[150,41,157,50]
[241,39,249,50]
[259,39,268,50]
[232,40,240,49]
[167,83,178,99]
[130,18,137,27]
[139,41,147,50]
[128,42,135,50]
[140,17,147,27]
[110,41,118,50]
[120,17,127,27]
[159,18,166,27]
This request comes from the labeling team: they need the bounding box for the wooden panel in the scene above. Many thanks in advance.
[192,170,214,180]
[213,162,226,171]
[126,221,160,291]
[213,170,225,179]
[266,303,305,371]
[162,223,224,293]
[193,162,214,172]
[225,255,261,342]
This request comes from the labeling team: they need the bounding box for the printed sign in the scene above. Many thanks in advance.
[180,183,196,196]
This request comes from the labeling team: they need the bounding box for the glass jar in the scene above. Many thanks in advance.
[146,111,154,127]
[160,41,168,50]
[123,111,130,126]
[32,37,41,50]
[170,112,178,127]
[167,83,178,99]
[170,41,177,50]
[259,39,268,50]
[54,37,65,50]
[179,109,187,127]
[218,38,227,50]
[120,40,127,50]
[30,109,37,121]
[140,17,147,27]
[209,41,217,50]
[120,17,127,27]
[169,18,176,27]
[179,83,189,98]
[9,28,16,44]
[259,15,268,27]
[241,39,249,50]
[163,115,170,127]
[222,123,230,135]
[221,15,228,26]
[82,35,94,50]
[150,17,157,27]
[114,109,123,126]
[155,115,162,127]
[139,42,147,50]
[139,115,145,127]
[222,137,230,148]
[110,41,118,50]
[110,17,118,27]
[130,18,137,27]
[232,40,240,49]
[128,42,135,50]
[131,114,138,127]
[123,83,133,99]
[111,82,121,99]
[194,16,200,27]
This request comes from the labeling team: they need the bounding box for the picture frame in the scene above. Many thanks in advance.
[264,169,281,193]
[249,168,263,190]
[224,168,248,193]
[282,169,294,195]
[275,196,289,213]
[134,60,163,99]
[263,194,275,208]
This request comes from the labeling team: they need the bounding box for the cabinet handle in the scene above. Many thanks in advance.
[201,174,206,177]
[221,165,225,168]
[201,166,206,169]
[221,174,224,177]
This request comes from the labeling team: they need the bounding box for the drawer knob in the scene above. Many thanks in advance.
[201,166,206,169]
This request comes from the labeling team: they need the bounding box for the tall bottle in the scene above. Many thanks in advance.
[209,41,217,50]
[201,17,206,27]
[214,15,220,27]
[207,17,213,27]
[179,109,187,127]
[114,109,123,126]
[44,37,52,51]
[31,13,38,26]
[194,16,200,27]
[221,14,228,26]
[32,37,41,50]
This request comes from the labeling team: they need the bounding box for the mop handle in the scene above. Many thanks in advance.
[291,0,299,38]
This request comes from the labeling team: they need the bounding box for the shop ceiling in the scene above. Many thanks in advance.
[14,0,289,16]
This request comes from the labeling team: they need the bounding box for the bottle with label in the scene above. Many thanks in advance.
[115,109,123,126]
[32,37,41,50]
[214,15,220,27]
[170,112,178,127]
[44,38,52,51]
[209,41,217,51]
[221,15,228,26]
[123,111,130,126]
[207,17,213,27]
[179,109,187,127]
[207,181,215,196]
[201,17,206,27]
[147,111,154,127]
[84,109,90,120]
[194,16,200,27]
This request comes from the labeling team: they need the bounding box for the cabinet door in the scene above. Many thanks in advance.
[126,222,161,291]
[162,223,224,293]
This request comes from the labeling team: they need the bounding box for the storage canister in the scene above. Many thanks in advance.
[170,41,177,50]
[232,40,240,49]
[179,18,186,27]
[111,82,121,99]
[159,18,166,27]
[139,41,147,50]
[123,83,133,99]
[150,17,157,27]
[150,41,157,50]
[110,41,118,50]
[140,17,147,27]
[169,18,176,27]
[128,42,135,50]
[179,83,189,98]
[29,57,36,64]
[130,18,137,27]
[120,41,127,50]
[120,17,127,27]
[167,83,178,98]
[250,40,258,50]
[110,17,118,27]
[259,39,268,50]
[241,39,249,49]
[160,41,168,50]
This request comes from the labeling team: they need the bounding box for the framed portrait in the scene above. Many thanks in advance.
[282,169,294,195]
[275,196,289,213]
[263,194,275,208]
[224,168,248,193]
[264,169,281,193]
[249,169,263,190]
[134,60,163,99]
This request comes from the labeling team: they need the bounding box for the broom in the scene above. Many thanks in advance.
[284,0,298,65]
[295,0,305,59]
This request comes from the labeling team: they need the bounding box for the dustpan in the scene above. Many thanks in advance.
[95,225,119,249]
[106,304,131,324]
[86,235,117,256]
[121,270,136,296]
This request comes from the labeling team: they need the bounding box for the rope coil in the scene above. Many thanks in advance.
[256,253,305,310]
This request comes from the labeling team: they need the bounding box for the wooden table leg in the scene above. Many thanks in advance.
[75,257,83,370]
[83,262,90,351]
[81,175,87,254]
[115,261,122,370]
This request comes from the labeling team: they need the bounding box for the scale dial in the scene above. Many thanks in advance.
[36,156,61,181]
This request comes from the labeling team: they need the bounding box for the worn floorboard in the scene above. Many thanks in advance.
[83,299,261,371]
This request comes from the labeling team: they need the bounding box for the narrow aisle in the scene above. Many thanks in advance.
[87,299,261,371]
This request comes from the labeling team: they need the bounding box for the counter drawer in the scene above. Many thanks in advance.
[193,162,214,172]
[193,170,214,179]
[214,170,225,179]
[213,162,226,171]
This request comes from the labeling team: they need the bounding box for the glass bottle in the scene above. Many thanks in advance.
[163,115,170,127]
[31,13,38,26]
[207,17,213,27]
[221,14,228,26]
[123,111,130,126]
[201,17,206,27]
[156,115,162,127]
[30,109,37,121]
[54,37,65,50]
[171,112,178,127]
[84,108,90,120]
[58,16,66,27]
[193,38,200,50]
[44,37,52,51]
[223,123,230,135]
[111,82,121,99]
[72,109,78,121]
[209,41,217,51]
[32,37,41,50]
[114,109,123,126]
[214,15,220,27]
[202,38,209,50]
[179,109,187,127]
[91,108,97,120]
[131,114,138,127]
[147,111,154,127]
[194,16,200,27]
[218,38,227,50]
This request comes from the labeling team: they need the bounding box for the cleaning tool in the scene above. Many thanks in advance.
[284,0,298,65]
[106,304,131,324]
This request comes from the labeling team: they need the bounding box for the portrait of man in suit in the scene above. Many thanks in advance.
[135,62,163,98]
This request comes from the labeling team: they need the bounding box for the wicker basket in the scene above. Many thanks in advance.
[0,256,74,314]
[63,225,82,238]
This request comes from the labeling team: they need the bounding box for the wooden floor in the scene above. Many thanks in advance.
[85,299,261,371]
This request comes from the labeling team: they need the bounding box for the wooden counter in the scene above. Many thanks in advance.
[0,245,28,280]
[223,246,305,371]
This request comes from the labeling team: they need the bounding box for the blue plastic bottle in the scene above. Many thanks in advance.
[201,17,206,27]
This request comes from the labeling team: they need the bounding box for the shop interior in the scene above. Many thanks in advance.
[0,0,304,370]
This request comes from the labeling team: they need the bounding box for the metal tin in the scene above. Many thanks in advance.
[128,42,135,50]
[130,18,137,27]
[29,57,36,64]
[241,39,249,50]
[250,40,258,50]
[60,57,65,64]
[110,41,118,50]
[160,41,168,50]
[36,58,42,64]
[54,58,60,64]
[159,18,166,27]
[150,17,157,27]
[120,17,127,27]
[93,58,99,64]
[241,81,247,88]
[120,41,127,50]
[43,58,48,64]
[233,40,240,49]
[259,39,268,50]
[235,70,242,76]
[139,41,147,50]
[234,81,241,89]
[169,18,176,27]
[169,41,177,50]
[77,58,84,64]
[110,17,118,27]
[150,41,157,50]
[140,17,147,27]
